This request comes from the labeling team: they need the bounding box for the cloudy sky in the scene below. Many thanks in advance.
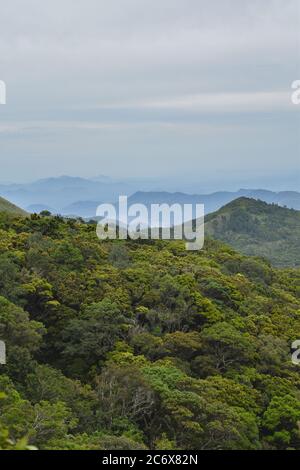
[0,0,299,190]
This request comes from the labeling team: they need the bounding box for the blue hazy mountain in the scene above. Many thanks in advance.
[0,176,135,212]
[127,189,300,215]
[0,176,299,217]
[47,188,300,219]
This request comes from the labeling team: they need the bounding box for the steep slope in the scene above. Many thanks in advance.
[0,196,27,216]
[205,197,300,267]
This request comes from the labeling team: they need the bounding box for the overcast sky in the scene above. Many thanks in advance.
[0,0,299,190]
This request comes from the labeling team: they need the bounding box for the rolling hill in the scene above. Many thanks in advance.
[205,197,300,267]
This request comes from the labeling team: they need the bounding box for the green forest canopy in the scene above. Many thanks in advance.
[0,210,300,450]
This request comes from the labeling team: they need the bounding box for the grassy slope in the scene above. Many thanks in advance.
[0,196,27,216]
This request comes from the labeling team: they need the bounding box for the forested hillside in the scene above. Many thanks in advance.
[206,198,300,267]
[0,211,300,450]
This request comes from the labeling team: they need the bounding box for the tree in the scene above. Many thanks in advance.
[58,299,131,377]
[262,395,300,449]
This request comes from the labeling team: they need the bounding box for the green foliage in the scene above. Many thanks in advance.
[262,395,300,449]
[0,212,299,450]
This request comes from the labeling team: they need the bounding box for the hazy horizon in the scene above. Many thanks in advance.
[0,172,299,196]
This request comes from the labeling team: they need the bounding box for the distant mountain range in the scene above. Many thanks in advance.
[128,189,300,213]
[0,176,135,214]
[205,197,300,267]
[0,175,299,219]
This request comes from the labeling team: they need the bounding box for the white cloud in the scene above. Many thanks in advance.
[90,91,294,114]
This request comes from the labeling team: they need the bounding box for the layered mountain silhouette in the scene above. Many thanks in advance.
[127,189,300,214]
[0,176,299,217]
